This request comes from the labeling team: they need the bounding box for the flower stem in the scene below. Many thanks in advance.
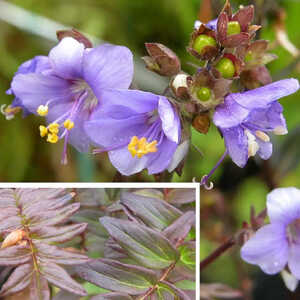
[200,237,235,271]
[200,149,228,189]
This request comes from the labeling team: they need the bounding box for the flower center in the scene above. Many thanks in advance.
[128,136,158,158]
[245,129,270,157]
[287,219,300,244]
[72,80,98,110]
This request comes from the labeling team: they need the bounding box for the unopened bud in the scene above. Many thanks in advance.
[171,74,190,99]
[143,43,181,76]
[192,114,210,134]
[56,29,93,48]
[1,230,26,249]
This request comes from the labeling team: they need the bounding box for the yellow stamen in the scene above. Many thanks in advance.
[64,119,74,130]
[39,125,48,138]
[128,136,158,158]
[47,133,59,144]
[48,123,60,134]
[37,105,48,116]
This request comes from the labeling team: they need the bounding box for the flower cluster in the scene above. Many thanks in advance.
[4,1,300,179]
[6,30,181,175]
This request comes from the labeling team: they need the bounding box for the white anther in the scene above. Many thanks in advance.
[255,130,270,142]
[273,126,288,135]
[245,130,259,157]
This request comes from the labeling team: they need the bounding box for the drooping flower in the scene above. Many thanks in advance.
[213,79,299,167]
[84,90,181,176]
[241,187,300,279]
[9,37,133,163]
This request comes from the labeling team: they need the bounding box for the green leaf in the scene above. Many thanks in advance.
[174,280,196,291]
[100,217,180,269]
[76,258,157,295]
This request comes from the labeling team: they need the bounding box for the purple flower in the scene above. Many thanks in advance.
[9,37,133,163]
[213,79,299,167]
[84,90,181,175]
[241,187,300,279]
[5,56,50,117]
[194,19,217,31]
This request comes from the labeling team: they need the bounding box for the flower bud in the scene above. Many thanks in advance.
[227,21,241,35]
[143,43,181,76]
[171,73,190,99]
[192,114,210,134]
[193,34,217,55]
[215,57,235,79]
[56,29,93,48]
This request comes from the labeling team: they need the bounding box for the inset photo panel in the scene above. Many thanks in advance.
[200,184,300,299]
[0,183,199,300]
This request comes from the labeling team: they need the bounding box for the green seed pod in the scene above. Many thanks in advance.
[197,87,211,102]
[227,21,241,36]
[193,34,217,54]
[215,57,235,79]
[245,50,253,63]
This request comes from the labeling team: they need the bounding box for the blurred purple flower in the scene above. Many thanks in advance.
[213,79,299,167]
[194,19,217,31]
[241,187,300,279]
[9,37,133,163]
[85,90,181,175]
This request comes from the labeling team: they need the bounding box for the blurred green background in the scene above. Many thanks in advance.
[0,0,299,186]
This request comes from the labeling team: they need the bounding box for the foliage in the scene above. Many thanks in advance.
[0,188,196,300]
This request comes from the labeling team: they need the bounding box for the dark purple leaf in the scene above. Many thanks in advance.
[163,211,195,246]
[0,189,16,207]
[15,188,66,206]
[103,238,128,260]
[29,203,81,228]
[91,293,133,300]
[35,241,89,265]
[76,258,157,295]
[0,263,32,296]
[0,245,31,265]
[40,261,87,296]
[0,207,18,220]
[120,192,182,231]
[100,217,179,269]
[0,216,21,234]
[166,189,196,205]
[31,223,87,243]
[29,273,50,300]
[23,192,74,217]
